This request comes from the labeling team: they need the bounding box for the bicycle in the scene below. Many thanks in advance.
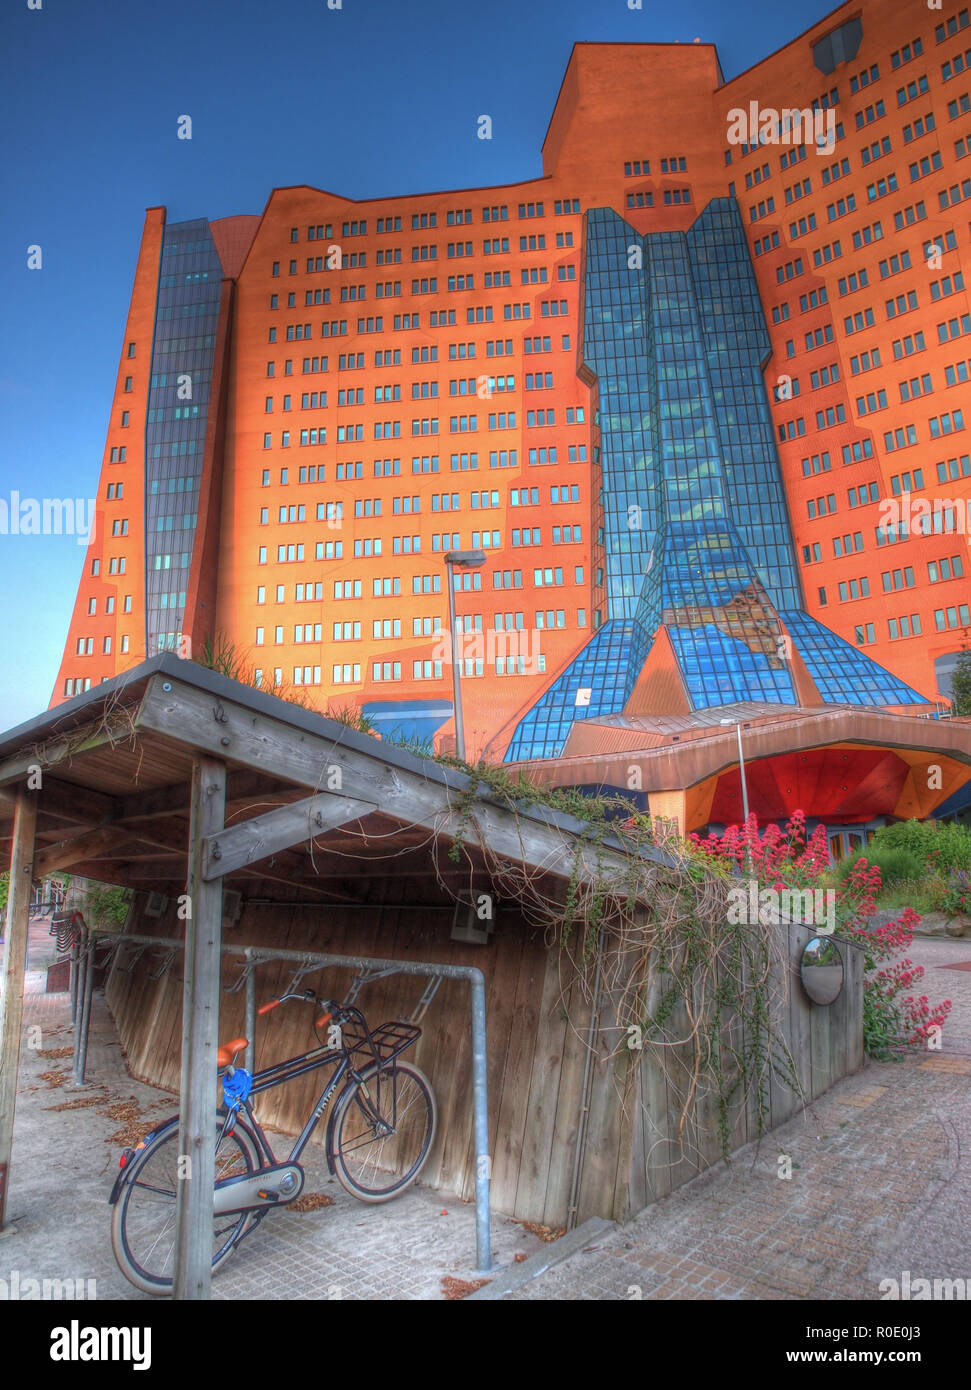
[109,989,437,1295]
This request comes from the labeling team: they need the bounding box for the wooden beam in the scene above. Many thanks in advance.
[202,793,377,880]
[37,777,117,826]
[135,675,671,899]
[33,825,132,878]
[115,771,302,824]
[0,709,139,788]
[174,756,225,1301]
[0,792,38,1228]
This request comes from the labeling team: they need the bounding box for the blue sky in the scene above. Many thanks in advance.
[0,0,834,732]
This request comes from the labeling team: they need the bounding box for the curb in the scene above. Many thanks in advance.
[466,1217,616,1300]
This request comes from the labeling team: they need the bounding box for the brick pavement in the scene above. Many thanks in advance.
[4,920,970,1300]
[1,920,543,1300]
[506,934,971,1300]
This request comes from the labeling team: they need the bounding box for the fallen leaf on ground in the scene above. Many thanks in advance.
[514,1253,529,1264]
[38,1070,69,1089]
[287,1192,336,1212]
[37,1047,74,1059]
[520,1221,565,1243]
[100,1100,152,1146]
[441,1276,490,1300]
[46,1093,108,1112]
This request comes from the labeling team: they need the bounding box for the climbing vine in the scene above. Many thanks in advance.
[423,757,808,1166]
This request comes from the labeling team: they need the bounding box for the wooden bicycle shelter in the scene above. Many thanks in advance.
[0,653,685,1299]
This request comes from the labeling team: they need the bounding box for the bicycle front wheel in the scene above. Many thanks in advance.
[330,1061,436,1203]
[110,1114,261,1295]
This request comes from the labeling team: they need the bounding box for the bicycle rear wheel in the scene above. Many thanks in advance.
[110,1114,261,1295]
[330,1061,436,1203]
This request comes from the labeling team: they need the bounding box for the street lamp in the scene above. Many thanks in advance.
[721,718,750,826]
[444,550,486,763]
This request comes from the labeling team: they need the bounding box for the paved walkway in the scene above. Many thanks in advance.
[4,919,970,1300]
[507,934,971,1300]
[0,920,543,1300]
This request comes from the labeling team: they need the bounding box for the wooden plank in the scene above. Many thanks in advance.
[690,966,725,1180]
[412,926,469,1195]
[513,937,574,1222]
[0,792,38,1228]
[639,963,674,1205]
[34,825,132,878]
[626,1054,650,1216]
[0,712,137,788]
[788,924,813,1106]
[173,756,225,1301]
[576,938,637,1224]
[768,923,797,1128]
[542,963,594,1227]
[827,936,851,1087]
[134,675,672,896]
[488,930,544,1216]
[663,987,702,1195]
[202,793,377,879]
[845,940,865,1074]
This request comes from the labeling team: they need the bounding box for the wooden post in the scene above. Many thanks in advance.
[0,792,38,1230]
[173,757,225,1299]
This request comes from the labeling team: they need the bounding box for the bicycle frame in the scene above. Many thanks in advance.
[231,1045,357,1169]
[220,1004,401,1171]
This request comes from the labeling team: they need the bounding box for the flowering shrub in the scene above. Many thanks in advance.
[939,869,971,918]
[690,808,829,886]
[691,814,952,1060]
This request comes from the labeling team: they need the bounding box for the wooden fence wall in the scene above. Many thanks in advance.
[105,895,863,1226]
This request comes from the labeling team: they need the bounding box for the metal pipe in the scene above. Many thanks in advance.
[75,931,95,1085]
[81,927,493,1273]
[446,564,465,762]
[737,722,750,824]
[468,967,492,1273]
[244,949,257,1074]
[71,924,87,1079]
[69,935,79,1025]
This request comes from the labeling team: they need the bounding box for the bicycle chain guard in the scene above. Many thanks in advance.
[223,1068,253,1113]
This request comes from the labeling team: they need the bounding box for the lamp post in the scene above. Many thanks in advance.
[720,718,750,825]
[721,717,751,875]
[444,550,486,763]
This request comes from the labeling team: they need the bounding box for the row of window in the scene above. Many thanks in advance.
[287,203,580,247]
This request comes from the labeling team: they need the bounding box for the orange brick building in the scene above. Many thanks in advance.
[52,0,971,834]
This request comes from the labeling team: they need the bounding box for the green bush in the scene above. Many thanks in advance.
[924,822,971,875]
[837,843,924,887]
[83,882,132,931]
[872,817,971,872]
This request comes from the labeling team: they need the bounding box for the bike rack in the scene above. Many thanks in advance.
[67,921,494,1275]
[146,947,177,982]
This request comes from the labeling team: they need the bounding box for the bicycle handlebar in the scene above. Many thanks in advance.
[258,990,347,1031]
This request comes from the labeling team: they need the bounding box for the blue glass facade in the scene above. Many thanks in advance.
[144,219,223,652]
[506,198,925,761]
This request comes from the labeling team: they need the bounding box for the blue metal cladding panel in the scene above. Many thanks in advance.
[144,219,223,653]
[686,201,803,612]
[581,209,659,621]
[781,611,927,705]
[504,621,651,762]
[503,199,925,761]
[668,625,794,707]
